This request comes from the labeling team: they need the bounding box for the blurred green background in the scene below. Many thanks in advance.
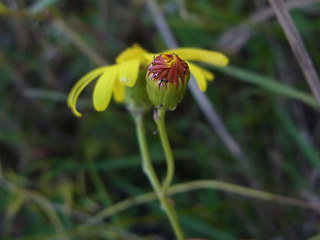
[1,0,320,239]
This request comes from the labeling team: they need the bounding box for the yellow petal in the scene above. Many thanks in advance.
[67,66,109,117]
[188,62,207,91]
[162,48,229,67]
[197,64,215,81]
[118,59,140,87]
[93,65,119,111]
[142,53,155,66]
[113,79,125,102]
[116,44,147,63]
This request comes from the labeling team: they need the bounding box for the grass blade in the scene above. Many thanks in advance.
[212,65,317,108]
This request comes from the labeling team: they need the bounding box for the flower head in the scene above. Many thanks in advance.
[146,54,190,110]
[147,54,189,88]
[67,44,228,117]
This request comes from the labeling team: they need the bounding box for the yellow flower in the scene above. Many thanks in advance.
[67,44,228,117]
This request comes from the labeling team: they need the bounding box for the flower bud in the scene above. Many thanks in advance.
[146,54,190,110]
[124,67,150,115]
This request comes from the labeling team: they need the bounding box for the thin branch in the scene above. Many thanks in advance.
[218,0,320,54]
[252,0,319,23]
[86,179,320,224]
[188,80,247,162]
[268,0,320,107]
[2,174,319,228]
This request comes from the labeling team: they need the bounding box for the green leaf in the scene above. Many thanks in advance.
[211,65,318,109]
[275,105,320,168]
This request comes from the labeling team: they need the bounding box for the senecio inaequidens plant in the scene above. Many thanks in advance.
[68,44,228,240]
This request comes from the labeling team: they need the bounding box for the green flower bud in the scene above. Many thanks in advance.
[125,67,150,115]
[146,54,190,110]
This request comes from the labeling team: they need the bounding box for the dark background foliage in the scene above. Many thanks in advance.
[0,0,320,239]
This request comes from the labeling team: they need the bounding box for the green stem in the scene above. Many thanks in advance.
[90,179,320,222]
[133,113,185,240]
[155,108,174,195]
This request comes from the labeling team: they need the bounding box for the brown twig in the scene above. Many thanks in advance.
[268,0,320,107]
[218,0,320,54]
[252,0,319,23]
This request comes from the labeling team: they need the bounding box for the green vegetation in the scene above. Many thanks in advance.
[1,0,320,239]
